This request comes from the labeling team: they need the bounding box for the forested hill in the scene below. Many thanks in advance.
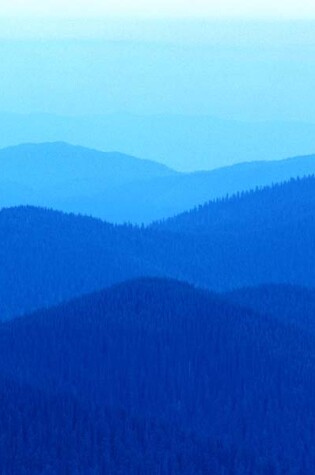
[0,206,162,319]
[1,278,315,474]
[3,176,315,319]
[225,284,315,333]
[154,175,315,234]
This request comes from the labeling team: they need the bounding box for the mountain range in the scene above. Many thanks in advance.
[1,142,315,223]
[2,135,315,473]
[2,112,315,170]
[2,175,315,320]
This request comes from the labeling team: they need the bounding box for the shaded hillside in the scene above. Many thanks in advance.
[0,206,161,320]
[225,284,315,333]
[1,278,315,473]
[0,375,234,475]
[2,177,315,319]
[151,177,315,290]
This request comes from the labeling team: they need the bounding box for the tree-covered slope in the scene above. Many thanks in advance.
[154,175,315,234]
[225,284,315,333]
[0,375,237,475]
[1,278,315,474]
[151,177,315,289]
[2,176,315,320]
[0,206,163,320]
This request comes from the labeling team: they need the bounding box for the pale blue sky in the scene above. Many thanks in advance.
[1,0,315,19]
[0,5,315,167]
[0,2,315,123]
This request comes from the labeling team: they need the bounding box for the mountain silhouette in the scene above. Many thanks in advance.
[1,142,315,223]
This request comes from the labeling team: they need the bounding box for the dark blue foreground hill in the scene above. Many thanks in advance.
[1,278,315,474]
[225,284,315,333]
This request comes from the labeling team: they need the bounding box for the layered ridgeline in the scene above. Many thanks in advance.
[1,142,315,223]
[2,112,315,170]
[1,278,315,474]
[2,176,315,319]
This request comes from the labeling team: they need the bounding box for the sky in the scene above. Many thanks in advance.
[0,2,315,123]
[1,0,315,19]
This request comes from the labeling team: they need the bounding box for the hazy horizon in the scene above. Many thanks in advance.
[1,9,315,169]
[0,19,314,124]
